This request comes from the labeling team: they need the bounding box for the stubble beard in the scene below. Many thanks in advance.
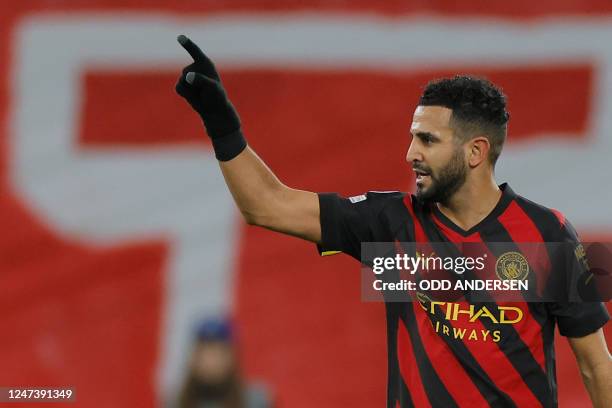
[415,148,468,206]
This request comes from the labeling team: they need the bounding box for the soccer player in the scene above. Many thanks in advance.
[175,35,612,407]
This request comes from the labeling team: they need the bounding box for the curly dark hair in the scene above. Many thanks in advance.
[418,75,510,165]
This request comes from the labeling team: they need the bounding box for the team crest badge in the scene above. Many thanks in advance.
[495,252,529,281]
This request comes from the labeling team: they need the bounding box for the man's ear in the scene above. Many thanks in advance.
[468,136,490,168]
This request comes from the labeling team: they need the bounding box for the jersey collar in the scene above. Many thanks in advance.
[430,183,516,237]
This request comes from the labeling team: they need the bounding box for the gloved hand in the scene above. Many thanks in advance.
[175,34,246,161]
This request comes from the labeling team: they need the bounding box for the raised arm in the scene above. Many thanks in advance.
[175,35,321,243]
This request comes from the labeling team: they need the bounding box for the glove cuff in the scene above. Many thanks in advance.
[211,128,247,161]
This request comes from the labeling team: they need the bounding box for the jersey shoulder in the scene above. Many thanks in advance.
[352,190,407,211]
[513,193,571,241]
[341,191,409,229]
[362,191,416,237]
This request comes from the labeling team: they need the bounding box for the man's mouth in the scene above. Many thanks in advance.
[413,168,431,184]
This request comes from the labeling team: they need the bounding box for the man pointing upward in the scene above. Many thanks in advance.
[175,35,611,408]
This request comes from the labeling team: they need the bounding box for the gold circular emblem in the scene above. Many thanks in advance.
[495,251,529,281]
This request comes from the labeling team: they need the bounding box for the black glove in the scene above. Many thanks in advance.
[175,34,246,161]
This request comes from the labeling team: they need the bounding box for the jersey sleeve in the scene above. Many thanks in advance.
[317,191,405,261]
[548,219,610,337]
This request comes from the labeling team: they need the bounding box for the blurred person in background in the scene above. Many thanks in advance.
[177,317,272,408]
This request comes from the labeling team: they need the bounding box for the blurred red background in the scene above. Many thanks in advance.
[0,1,610,407]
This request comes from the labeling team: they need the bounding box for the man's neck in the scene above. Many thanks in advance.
[436,177,502,231]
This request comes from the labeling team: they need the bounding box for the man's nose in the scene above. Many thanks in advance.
[406,140,422,164]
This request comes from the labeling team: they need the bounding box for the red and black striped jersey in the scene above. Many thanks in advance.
[317,183,609,408]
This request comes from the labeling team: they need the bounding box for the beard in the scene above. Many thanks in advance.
[415,147,468,205]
